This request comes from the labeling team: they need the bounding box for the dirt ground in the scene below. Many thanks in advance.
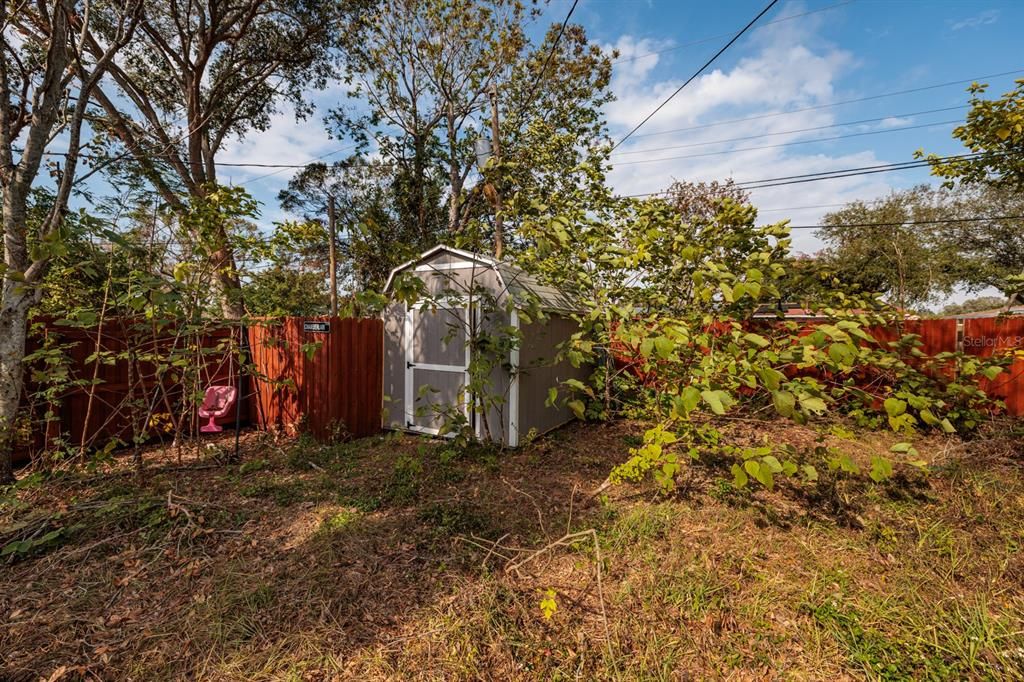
[2,419,1023,681]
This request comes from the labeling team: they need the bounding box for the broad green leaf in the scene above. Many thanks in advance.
[731,463,749,488]
[827,342,856,366]
[755,367,784,391]
[743,332,769,348]
[744,459,774,489]
[567,400,586,420]
[801,464,819,481]
[653,336,675,359]
[701,389,729,415]
[883,398,907,417]
[890,441,919,458]
[564,378,594,398]
[869,456,893,483]
[719,282,734,303]
[761,455,783,473]
[799,395,827,414]
[981,365,1003,380]
[773,390,796,418]
[680,386,701,414]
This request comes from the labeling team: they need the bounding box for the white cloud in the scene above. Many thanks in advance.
[605,1,904,255]
[218,85,355,196]
[949,9,999,31]
[878,116,913,129]
[607,35,674,86]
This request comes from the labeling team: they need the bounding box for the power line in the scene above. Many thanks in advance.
[738,159,957,190]
[611,118,962,166]
[758,201,852,213]
[623,152,990,197]
[611,105,966,157]
[735,153,986,187]
[612,0,780,150]
[626,68,1024,140]
[783,214,1024,229]
[244,143,361,183]
[520,0,580,113]
[612,1,854,65]
[40,149,382,171]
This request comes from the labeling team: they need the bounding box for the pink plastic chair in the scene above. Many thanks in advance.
[198,385,237,433]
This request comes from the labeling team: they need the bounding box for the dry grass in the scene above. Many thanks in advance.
[2,419,1023,680]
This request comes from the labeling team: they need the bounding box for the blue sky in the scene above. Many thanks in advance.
[220,0,1022,267]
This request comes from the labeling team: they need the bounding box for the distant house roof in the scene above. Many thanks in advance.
[383,244,580,313]
[752,303,830,321]
[944,305,1024,319]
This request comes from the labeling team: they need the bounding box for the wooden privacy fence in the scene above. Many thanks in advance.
[16,319,240,463]
[247,317,383,440]
[962,317,1024,415]
[614,317,1024,417]
[14,316,384,464]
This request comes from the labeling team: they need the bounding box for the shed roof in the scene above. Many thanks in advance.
[384,245,579,313]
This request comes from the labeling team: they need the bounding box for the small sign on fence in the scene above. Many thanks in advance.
[303,321,331,334]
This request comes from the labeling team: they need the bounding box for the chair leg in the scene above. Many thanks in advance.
[201,415,223,433]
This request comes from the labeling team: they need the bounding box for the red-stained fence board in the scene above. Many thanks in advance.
[963,317,1024,416]
[15,320,241,464]
[248,317,383,440]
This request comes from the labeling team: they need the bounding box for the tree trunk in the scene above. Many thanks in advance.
[0,292,32,483]
[211,245,245,320]
[414,133,428,245]
[488,84,504,261]
[327,196,338,317]
[447,105,462,234]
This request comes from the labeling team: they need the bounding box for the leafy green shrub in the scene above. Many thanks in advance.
[521,198,1006,494]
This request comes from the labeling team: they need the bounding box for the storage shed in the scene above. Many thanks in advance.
[382,245,589,446]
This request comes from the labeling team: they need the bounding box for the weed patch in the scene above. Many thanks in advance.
[239,478,309,506]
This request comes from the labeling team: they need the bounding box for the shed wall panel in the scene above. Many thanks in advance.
[383,303,406,428]
[517,314,590,436]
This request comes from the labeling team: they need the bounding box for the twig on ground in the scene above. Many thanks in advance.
[501,476,547,540]
[454,533,514,566]
[587,478,613,502]
[567,483,579,535]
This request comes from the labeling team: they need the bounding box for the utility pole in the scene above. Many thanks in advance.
[488,83,504,261]
[327,194,338,317]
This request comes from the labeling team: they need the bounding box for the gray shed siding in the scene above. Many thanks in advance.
[382,302,405,428]
[382,246,582,446]
[517,314,590,437]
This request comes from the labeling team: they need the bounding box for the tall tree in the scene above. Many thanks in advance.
[0,0,139,483]
[938,296,1008,317]
[80,0,355,318]
[336,0,527,243]
[332,2,615,261]
[818,186,956,312]
[921,78,1024,189]
[495,23,615,255]
[921,79,1024,302]
[933,184,1024,300]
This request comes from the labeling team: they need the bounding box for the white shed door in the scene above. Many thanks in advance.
[404,305,470,434]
